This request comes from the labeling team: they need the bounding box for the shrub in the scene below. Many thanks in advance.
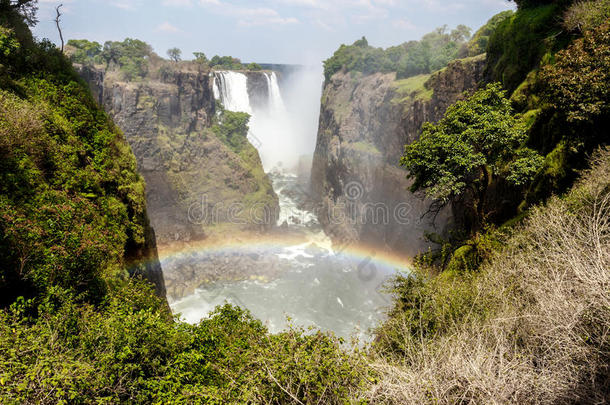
[368,148,610,404]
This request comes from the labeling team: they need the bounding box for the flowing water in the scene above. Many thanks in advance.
[171,69,409,340]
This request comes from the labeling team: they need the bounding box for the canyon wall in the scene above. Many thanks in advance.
[311,55,486,256]
[77,65,279,248]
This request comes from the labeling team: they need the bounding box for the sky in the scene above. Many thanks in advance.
[33,0,514,65]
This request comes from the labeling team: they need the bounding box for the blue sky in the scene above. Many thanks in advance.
[33,0,514,64]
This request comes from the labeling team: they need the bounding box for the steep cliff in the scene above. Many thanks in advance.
[0,12,166,301]
[311,55,486,255]
[77,65,279,247]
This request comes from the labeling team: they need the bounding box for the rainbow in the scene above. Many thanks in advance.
[155,233,413,272]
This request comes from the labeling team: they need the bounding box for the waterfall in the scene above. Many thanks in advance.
[265,72,287,115]
[213,71,252,114]
[212,68,322,174]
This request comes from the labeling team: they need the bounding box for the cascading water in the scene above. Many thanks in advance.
[170,68,407,341]
[213,71,252,113]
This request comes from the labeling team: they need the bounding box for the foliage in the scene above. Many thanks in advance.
[466,10,514,56]
[211,105,251,152]
[563,0,610,32]
[401,83,542,228]
[166,47,181,62]
[524,22,610,204]
[368,148,610,404]
[66,39,102,65]
[540,22,610,126]
[0,282,367,404]
[0,0,39,26]
[209,54,243,70]
[486,3,567,91]
[246,62,262,71]
[0,10,149,306]
[323,25,472,81]
[100,38,152,80]
[192,51,208,64]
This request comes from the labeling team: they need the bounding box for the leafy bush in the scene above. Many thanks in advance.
[524,22,610,204]
[0,11,150,306]
[211,105,251,152]
[0,282,367,404]
[99,38,152,80]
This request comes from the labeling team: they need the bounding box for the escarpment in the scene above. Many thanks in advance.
[77,65,279,248]
[311,55,486,256]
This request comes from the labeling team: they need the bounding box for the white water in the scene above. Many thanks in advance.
[213,71,252,113]
[170,173,398,340]
[170,68,403,340]
[212,68,321,172]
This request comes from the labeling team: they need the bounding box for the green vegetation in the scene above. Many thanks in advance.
[65,39,102,64]
[466,10,514,56]
[166,47,181,62]
[486,3,567,91]
[0,283,366,403]
[209,55,244,70]
[401,83,543,230]
[0,6,365,404]
[323,25,472,81]
[192,51,207,64]
[211,105,251,152]
[392,73,433,104]
[523,21,610,204]
[370,148,610,403]
[246,62,262,71]
[562,0,610,32]
[0,9,150,307]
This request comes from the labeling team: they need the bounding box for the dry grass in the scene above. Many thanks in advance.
[366,149,610,404]
[563,0,610,33]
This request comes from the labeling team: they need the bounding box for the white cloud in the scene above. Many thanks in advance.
[198,1,299,27]
[393,18,415,30]
[156,21,183,33]
[162,0,193,6]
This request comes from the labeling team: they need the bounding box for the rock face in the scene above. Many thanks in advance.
[310,55,486,256]
[77,65,279,247]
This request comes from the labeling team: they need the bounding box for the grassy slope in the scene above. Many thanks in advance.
[368,148,610,404]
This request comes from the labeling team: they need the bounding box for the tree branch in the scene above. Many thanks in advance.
[55,4,64,53]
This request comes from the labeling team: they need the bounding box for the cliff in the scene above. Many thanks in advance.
[311,55,486,255]
[77,65,279,247]
[0,15,166,301]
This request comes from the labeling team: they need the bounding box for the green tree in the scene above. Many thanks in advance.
[193,51,207,64]
[67,39,102,64]
[0,0,39,26]
[167,47,181,62]
[246,62,262,71]
[401,83,542,228]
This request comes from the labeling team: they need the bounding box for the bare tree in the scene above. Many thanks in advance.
[55,4,64,53]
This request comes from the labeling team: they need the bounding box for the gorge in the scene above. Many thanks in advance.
[78,62,419,339]
[2,0,609,401]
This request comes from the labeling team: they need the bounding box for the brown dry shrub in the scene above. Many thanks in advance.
[563,0,610,33]
[366,148,610,404]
